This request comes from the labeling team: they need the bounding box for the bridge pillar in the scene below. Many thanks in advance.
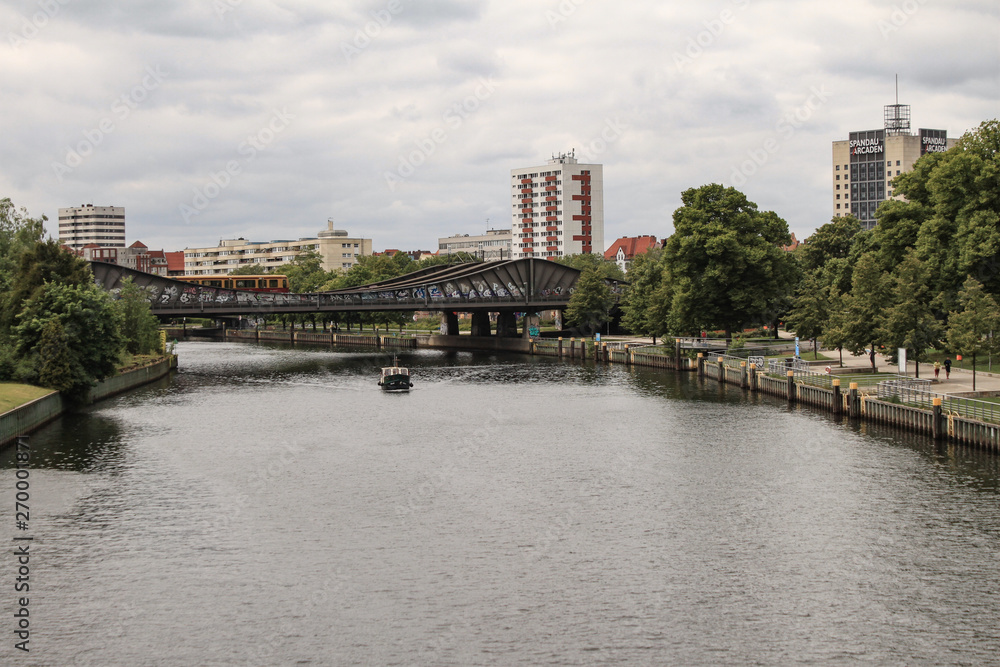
[496,311,518,338]
[470,311,492,337]
[444,311,459,336]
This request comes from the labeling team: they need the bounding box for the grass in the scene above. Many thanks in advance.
[0,383,56,414]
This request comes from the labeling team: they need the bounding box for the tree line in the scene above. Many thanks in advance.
[0,200,162,398]
[613,119,999,386]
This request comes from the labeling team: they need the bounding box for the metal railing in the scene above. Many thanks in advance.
[876,384,1000,424]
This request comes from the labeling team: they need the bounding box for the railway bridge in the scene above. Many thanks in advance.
[91,258,593,337]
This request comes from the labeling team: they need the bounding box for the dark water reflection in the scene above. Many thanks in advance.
[2,341,998,666]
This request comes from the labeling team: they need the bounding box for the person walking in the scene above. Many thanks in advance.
[944,357,952,380]
[934,360,941,379]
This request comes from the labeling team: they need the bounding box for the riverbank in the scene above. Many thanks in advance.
[0,354,177,447]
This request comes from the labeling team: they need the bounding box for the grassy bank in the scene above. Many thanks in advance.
[0,383,56,414]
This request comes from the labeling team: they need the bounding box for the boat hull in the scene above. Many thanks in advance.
[378,374,412,391]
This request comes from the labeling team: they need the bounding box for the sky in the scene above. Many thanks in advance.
[1,0,997,254]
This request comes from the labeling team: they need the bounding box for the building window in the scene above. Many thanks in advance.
[896,170,900,175]
[836,175,840,181]
[896,160,901,166]
[836,165,840,171]
[836,194,840,199]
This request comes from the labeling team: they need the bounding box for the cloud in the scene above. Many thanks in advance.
[0,0,997,254]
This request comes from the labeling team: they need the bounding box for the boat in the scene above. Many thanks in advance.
[378,357,413,391]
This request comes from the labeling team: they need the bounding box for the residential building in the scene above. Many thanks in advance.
[438,228,513,260]
[58,204,126,250]
[74,239,168,276]
[603,235,661,274]
[165,251,186,277]
[832,102,957,230]
[511,151,604,259]
[181,221,372,275]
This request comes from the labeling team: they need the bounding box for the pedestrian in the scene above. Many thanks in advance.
[944,358,951,380]
[934,360,941,379]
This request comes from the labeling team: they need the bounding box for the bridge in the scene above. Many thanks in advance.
[91,258,590,336]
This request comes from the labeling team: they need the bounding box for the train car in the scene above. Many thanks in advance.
[174,274,290,292]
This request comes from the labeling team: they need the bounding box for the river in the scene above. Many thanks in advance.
[2,341,999,666]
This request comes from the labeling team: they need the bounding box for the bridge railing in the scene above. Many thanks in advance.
[150,292,572,312]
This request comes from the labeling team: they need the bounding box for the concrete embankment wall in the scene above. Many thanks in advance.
[226,328,418,348]
[0,355,177,448]
[692,355,999,454]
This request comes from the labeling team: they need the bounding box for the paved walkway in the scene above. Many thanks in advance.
[606,335,1000,397]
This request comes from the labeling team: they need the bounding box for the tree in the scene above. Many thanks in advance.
[229,263,269,276]
[563,268,613,334]
[114,278,161,355]
[553,253,625,281]
[785,271,830,358]
[657,184,799,338]
[36,319,74,391]
[0,198,46,300]
[272,250,335,293]
[798,215,862,273]
[882,251,942,377]
[13,282,124,398]
[946,276,1000,391]
[620,249,665,338]
[839,252,893,370]
[1,239,92,328]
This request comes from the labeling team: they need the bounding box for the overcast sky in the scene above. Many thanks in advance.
[1,0,997,254]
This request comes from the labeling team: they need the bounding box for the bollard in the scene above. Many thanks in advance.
[603,342,609,364]
[558,337,564,358]
[831,379,841,415]
[624,344,630,366]
[849,382,859,418]
[717,357,724,382]
[931,397,943,440]
[787,370,795,404]
[675,338,682,370]
[697,353,705,376]
[569,337,575,359]
[740,361,748,389]
[748,363,757,393]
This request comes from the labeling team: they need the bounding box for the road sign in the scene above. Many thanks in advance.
[748,356,764,368]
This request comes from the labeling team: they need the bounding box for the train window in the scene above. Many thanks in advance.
[208,280,223,287]
[267,279,277,288]
[235,280,256,289]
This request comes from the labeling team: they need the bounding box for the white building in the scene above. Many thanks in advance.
[511,151,604,259]
[58,204,126,250]
[182,222,372,275]
[438,229,513,260]
[832,103,957,230]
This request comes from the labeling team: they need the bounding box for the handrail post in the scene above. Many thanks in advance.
[787,370,795,405]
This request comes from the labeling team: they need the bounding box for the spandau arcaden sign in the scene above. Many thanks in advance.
[850,137,883,155]
[920,132,948,154]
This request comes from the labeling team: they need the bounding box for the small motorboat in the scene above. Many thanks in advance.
[378,357,413,391]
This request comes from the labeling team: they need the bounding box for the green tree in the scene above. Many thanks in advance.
[272,250,335,293]
[658,184,799,338]
[14,282,124,398]
[553,253,625,281]
[839,252,892,370]
[563,268,613,334]
[228,263,269,276]
[946,276,1000,391]
[36,319,74,391]
[114,278,161,355]
[0,198,46,299]
[798,215,862,273]
[620,249,665,338]
[785,271,829,358]
[882,251,942,378]
[2,239,92,328]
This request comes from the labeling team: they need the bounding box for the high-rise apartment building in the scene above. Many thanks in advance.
[832,103,957,230]
[58,204,126,250]
[438,229,513,260]
[511,151,603,259]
